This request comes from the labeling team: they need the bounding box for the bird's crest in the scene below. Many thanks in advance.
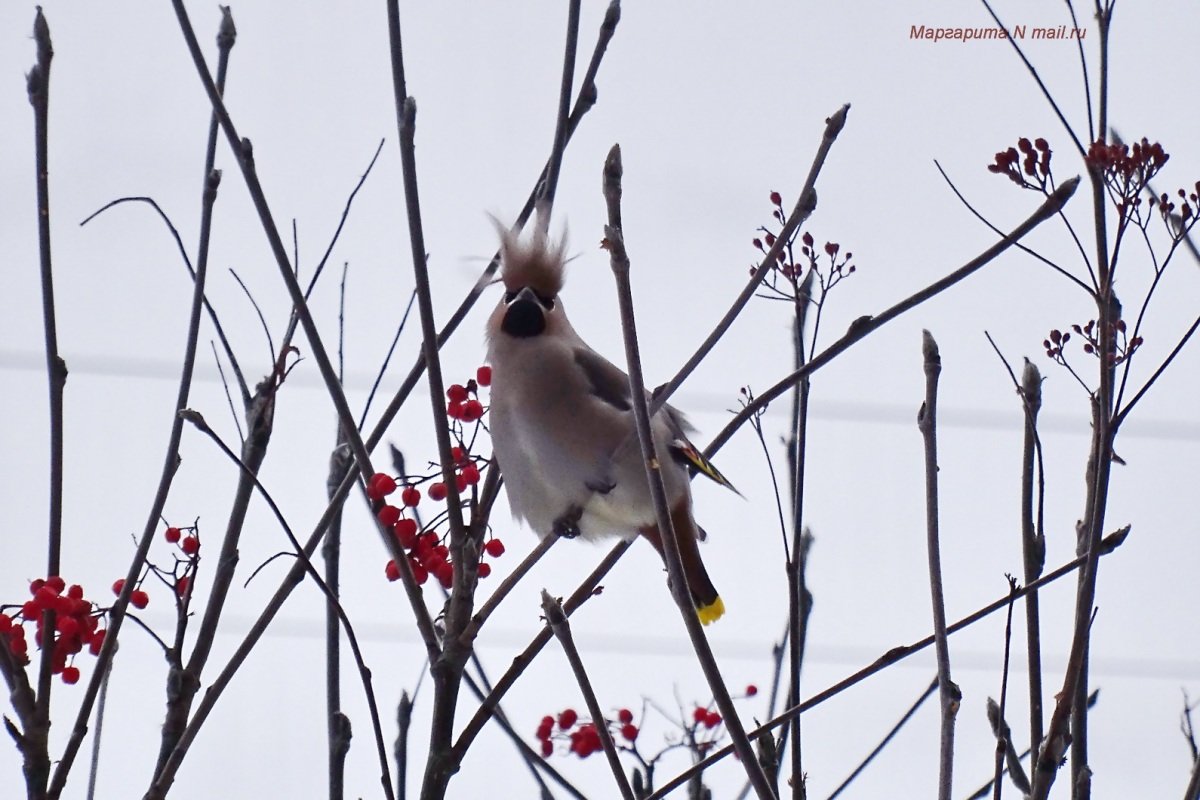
[495,219,568,299]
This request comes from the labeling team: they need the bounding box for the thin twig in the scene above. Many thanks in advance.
[990,578,1022,800]
[826,677,938,800]
[1019,357,1046,755]
[918,330,958,800]
[177,410,395,800]
[47,115,221,800]
[391,79,472,800]
[450,541,632,766]
[933,160,1093,294]
[459,534,557,646]
[785,271,816,798]
[645,527,1129,799]
[542,590,635,800]
[603,144,776,799]
[977,0,1086,158]
[650,105,849,414]
[84,645,116,800]
[80,195,250,404]
[983,698,1032,799]
[27,10,62,795]
[535,0,580,227]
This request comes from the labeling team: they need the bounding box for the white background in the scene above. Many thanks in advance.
[1,1,1198,798]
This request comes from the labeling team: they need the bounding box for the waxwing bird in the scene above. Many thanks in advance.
[485,224,737,625]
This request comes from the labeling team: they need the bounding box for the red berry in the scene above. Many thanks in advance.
[770,190,783,207]
[57,615,80,638]
[111,579,126,596]
[368,473,398,500]
[477,562,491,579]
[460,400,484,422]
[617,708,633,725]
[476,366,492,386]
[446,401,464,419]
[435,562,454,588]
[446,384,469,403]
[461,464,481,485]
[692,706,708,724]
[67,584,84,600]
[540,738,553,757]
[558,709,578,730]
[484,538,505,558]
[0,616,10,634]
[181,536,200,556]
[621,723,638,742]
[745,684,758,697]
[176,576,190,597]
[428,482,448,502]
[88,630,106,656]
[394,518,419,548]
[455,474,468,493]
[130,590,149,610]
[704,711,722,729]
[22,601,40,620]
[46,576,66,594]
[377,505,401,526]
[410,559,429,585]
[400,486,421,507]
[61,666,80,685]
[385,560,401,582]
[30,579,46,594]
[165,526,181,543]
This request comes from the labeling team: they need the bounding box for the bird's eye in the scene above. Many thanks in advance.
[503,289,555,310]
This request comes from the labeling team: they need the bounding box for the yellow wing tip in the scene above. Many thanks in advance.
[697,596,726,625]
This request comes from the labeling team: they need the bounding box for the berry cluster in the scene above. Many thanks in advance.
[1084,137,1175,226]
[535,707,639,759]
[1045,320,1143,368]
[1149,182,1200,242]
[1085,137,1168,189]
[535,685,757,763]
[988,137,1053,191]
[751,190,856,307]
[1,577,106,685]
[372,365,502,588]
[160,523,200,600]
[445,365,491,423]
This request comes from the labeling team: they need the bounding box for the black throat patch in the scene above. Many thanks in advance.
[501,298,546,338]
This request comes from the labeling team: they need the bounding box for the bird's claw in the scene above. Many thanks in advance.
[585,478,616,495]
[553,505,584,539]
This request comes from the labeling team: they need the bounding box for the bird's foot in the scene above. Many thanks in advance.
[552,505,584,539]
[585,478,616,495]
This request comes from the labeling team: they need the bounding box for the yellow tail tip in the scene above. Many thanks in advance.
[697,596,725,625]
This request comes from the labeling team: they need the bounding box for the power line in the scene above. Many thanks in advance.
[3,348,1197,440]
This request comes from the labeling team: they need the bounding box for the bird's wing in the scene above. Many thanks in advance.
[572,346,633,412]
[573,345,739,496]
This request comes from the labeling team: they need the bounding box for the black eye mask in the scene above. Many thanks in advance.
[503,289,555,310]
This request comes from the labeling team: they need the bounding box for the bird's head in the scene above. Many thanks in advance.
[488,222,570,340]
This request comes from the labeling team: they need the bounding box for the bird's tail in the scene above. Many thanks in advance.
[639,499,725,625]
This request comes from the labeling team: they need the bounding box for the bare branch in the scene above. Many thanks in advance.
[917,330,958,800]
[542,590,635,800]
[603,144,776,799]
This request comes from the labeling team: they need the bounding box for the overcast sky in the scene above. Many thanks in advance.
[2,2,1198,798]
